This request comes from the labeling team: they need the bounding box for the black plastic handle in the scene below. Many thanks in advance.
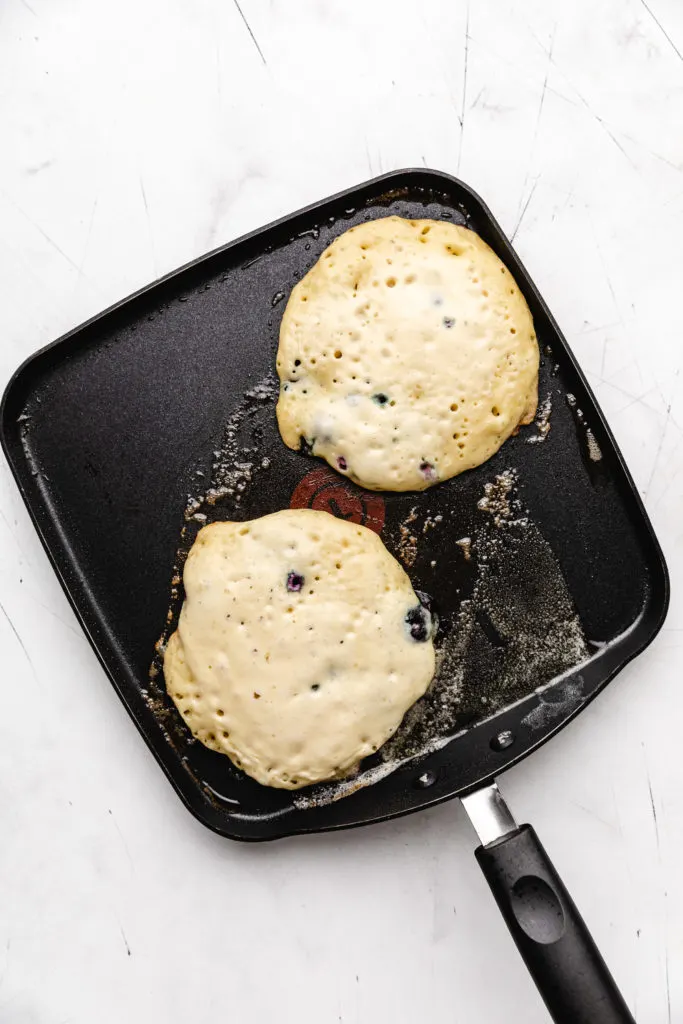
[475,824,635,1024]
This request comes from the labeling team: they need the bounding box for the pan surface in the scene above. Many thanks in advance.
[0,170,668,840]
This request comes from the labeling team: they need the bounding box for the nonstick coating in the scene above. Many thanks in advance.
[0,170,668,840]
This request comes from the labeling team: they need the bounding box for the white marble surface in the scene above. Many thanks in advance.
[1,1,683,1021]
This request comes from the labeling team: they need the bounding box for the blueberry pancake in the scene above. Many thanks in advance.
[164,509,435,789]
[276,216,539,491]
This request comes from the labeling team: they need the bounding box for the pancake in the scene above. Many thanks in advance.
[276,216,539,491]
[164,509,435,789]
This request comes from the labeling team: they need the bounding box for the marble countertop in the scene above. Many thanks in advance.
[1,1,682,1021]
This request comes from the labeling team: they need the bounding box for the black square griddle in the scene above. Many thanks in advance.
[0,169,668,843]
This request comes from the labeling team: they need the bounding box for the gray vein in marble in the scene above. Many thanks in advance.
[456,0,470,173]
[510,177,539,243]
[232,0,266,65]
[1,187,83,275]
[637,0,683,64]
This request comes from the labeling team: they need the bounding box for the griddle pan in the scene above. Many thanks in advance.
[1,170,668,1023]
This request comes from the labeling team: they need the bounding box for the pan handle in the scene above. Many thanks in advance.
[462,785,635,1024]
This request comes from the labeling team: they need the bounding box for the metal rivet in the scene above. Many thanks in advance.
[416,771,437,789]
[490,730,515,752]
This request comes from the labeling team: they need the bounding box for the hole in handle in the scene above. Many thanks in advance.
[510,875,566,944]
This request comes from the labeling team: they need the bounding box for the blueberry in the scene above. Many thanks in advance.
[415,590,439,636]
[419,460,436,480]
[294,359,301,366]
[287,572,304,592]
[299,436,314,455]
[373,393,389,405]
[443,316,455,328]
[405,604,431,643]
[414,590,434,614]
[337,455,348,471]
